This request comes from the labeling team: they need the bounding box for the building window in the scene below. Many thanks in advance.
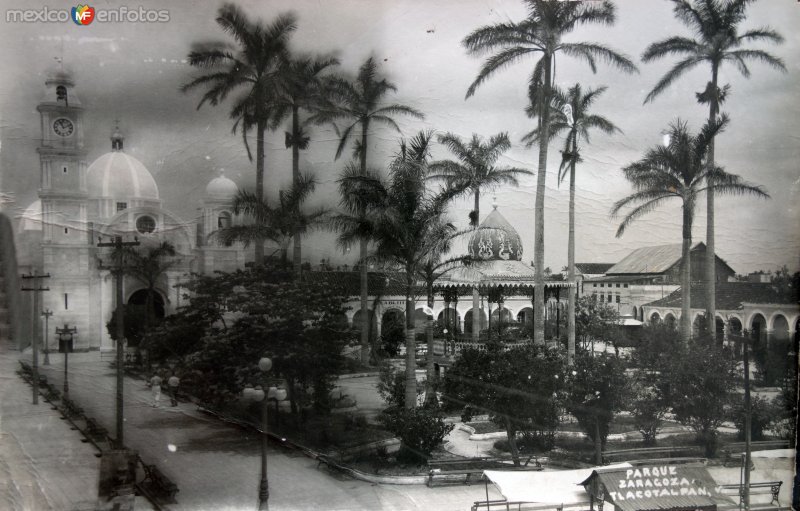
[218,211,232,229]
[616,295,620,303]
[116,202,127,212]
[62,166,68,174]
[600,283,604,288]
[616,283,620,288]
[64,228,69,234]
[624,284,628,288]
[135,215,156,234]
[599,295,604,302]
[56,85,68,103]
[64,293,68,310]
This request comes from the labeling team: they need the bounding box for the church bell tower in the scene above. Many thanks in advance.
[36,69,92,348]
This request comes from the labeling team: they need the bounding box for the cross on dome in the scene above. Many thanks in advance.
[111,121,124,151]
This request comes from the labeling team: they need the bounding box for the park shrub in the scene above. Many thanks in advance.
[444,343,564,465]
[772,367,798,441]
[729,395,777,441]
[628,371,669,446]
[378,407,453,464]
[752,338,793,387]
[663,341,736,457]
[377,362,407,409]
[564,351,628,463]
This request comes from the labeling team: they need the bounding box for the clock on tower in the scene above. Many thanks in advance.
[36,69,88,244]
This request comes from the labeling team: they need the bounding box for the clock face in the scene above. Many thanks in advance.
[53,118,74,137]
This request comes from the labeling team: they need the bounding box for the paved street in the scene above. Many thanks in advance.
[0,345,99,511]
[22,351,501,511]
[5,347,795,510]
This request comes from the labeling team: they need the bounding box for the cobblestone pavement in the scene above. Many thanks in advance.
[22,351,500,511]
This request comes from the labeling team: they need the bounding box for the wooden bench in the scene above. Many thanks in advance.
[84,417,109,442]
[141,463,179,501]
[602,446,700,465]
[719,481,782,507]
[428,456,543,487]
[60,398,85,420]
[42,383,61,402]
[720,440,790,467]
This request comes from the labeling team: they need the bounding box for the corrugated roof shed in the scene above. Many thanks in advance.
[606,243,699,275]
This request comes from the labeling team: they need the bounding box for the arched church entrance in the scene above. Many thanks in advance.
[123,289,166,348]
[128,289,166,319]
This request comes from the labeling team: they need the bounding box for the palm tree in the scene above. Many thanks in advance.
[612,117,768,342]
[218,173,328,270]
[272,54,339,275]
[182,4,297,264]
[429,132,532,228]
[642,0,785,339]
[524,84,620,365]
[463,0,637,344]
[339,131,461,408]
[317,57,424,365]
[121,241,176,358]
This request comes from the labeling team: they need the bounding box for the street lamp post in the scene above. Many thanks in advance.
[243,357,287,511]
[42,309,53,365]
[56,324,76,397]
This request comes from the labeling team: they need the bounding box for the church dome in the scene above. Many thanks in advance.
[468,206,523,261]
[18,199,43,232]
[205,171,238,200]
[86,151,159,200]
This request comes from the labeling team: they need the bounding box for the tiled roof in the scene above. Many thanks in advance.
[645,282,797,310]
[575,263,614,275]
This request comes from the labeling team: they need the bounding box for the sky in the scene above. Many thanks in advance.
[0,0,798,274]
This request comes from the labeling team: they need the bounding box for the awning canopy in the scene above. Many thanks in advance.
[483,463,633,506]
[580,464,735,511]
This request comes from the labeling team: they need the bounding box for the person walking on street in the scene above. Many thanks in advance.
[149,373,162,408]
[168,373,180,407]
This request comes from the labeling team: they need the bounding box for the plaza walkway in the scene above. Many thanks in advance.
[19,351,501,511]
[5,348,794,510]
[0,344,99,511]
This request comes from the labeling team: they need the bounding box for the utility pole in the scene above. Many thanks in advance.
[742,334,752,510]
[42,309,53,365]
[730,331,752,510]
[97,235,139,448]
[21,271,50,405]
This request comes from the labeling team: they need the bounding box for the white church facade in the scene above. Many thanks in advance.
[15,70,248,351]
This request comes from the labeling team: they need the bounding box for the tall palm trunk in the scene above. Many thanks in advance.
[473,189,480,227]
[291,106,302,277]
[705,65,719,343]
[533,55,553,345]
[404,273,417,409]
[254,120,266,265]
[681,203,693,343]
[424,285,436,406]
[472,190,480,342]
[359,121,370,365]
[567,137,577,366]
